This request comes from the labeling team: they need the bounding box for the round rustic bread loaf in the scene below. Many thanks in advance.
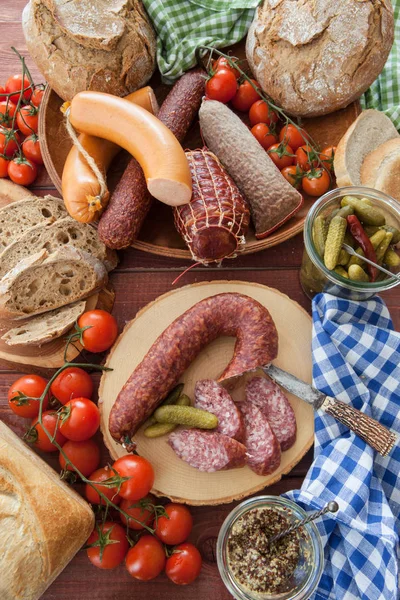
[246,0,394,117]
[22,0,157,101]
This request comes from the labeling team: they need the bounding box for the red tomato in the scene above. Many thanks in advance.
[319,145,337,172]
[77,310,118,353]
[30,411,66,452]
[280,165,303,190]
[0,127,20,157]
[59,397,100,441]
[125,535,166,581]
[205,69,238,104]
[249,99,279,127]
[302,169,330,197]
[212,56,240,79]
[87,522,129,570]
[279,124,309,151]
[8,374,49,419]
[8,156,37,186]
[120,494,156,530]
[85,466,121,506]
[0,157,9,178]
[295,145,319,171]
[267,143,295,170]
[154,503,193,545]
[231,79,260,112]
[0,101,16,126]
[0,86,5,101]
[50,366,93,405]
[59,438,101,476]
[165,543,202,585]
[17,105,39,135]
[250,123,277,150]
[31,87,45,107]
[112,455,155,501]
[5,74,32,104]
[22,135,43,165]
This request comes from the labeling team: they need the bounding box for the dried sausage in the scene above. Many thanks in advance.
[239,401,281,476]
[194,379,244,441]
[108,293,278,447]
[174,149,250,263]
[246,377,297,451]
[168,429,247,472]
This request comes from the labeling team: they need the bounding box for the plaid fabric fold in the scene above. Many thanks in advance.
[285,293,400,600]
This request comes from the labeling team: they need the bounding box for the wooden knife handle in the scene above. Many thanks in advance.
[321,397,396,456]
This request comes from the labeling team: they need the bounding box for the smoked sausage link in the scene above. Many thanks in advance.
[174,149,250,263]
[108,292,278,446]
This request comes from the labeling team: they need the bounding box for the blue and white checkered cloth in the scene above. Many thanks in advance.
[286,293,400,600]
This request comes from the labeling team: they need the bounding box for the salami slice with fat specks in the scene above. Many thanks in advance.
[194,379,244,441]
[168,429,247,472]
[246,377,297,451]
[239,401,281,476]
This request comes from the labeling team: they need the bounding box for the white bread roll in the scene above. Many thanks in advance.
[361,138,400,202]
[246,0,394,117]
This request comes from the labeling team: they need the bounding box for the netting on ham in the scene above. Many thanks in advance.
[174,149,250,264]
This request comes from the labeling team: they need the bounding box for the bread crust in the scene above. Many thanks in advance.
[361,138,400,194]
[246,0,394,117]
[0,421,94,600]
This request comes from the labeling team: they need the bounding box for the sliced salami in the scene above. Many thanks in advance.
[194,379,244,441]
[246,377,297,451]
[168,429,247,472]
[239,401,281,476]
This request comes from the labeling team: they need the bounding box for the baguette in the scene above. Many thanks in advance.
[0,216,117,278]
[0,420,94,600]
[360,138,400,201]
[0,247,108,320]
[334,110,399,187]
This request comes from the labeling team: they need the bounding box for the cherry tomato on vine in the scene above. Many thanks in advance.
[281,165,303,189]
[212,56,240,79]
[5,74,32,104]
[279,124,309,151]
[231,79,260,112]
[319,145,337,172]
[77,310,118,353]
[8,374,49,418]
[205,69,238,104]
[30,411,66,452]
[31,87,45,107]
[8,156,37,185]
[154,503,193,545]
[85,466,122,505]
[0,86,5,101]
[165,543,202,585]
[0,101,16,126]
[22,135,43,164]
[267,142,294,170]
[112,455,155,501]
[249,99,279,127]
[295,145,319,171]
[0,127,20,157]
[17,105,39,135]
[59,438,100,476]
[0,157,9,178]
[125,535,166,581]
[250,123,277,150]
[87,522,129,570]
[50,366,93,405]
[59,397,100,441]
[119,494,156,530]
[302,169,330,196]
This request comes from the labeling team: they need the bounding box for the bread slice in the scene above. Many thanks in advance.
[334,109,399,187]
[0,247,108,320]
[1,300,86,346]
[360,138,400,201]
[0,195,67,251]
[0,215,117,278]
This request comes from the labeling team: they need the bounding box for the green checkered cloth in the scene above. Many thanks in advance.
[142,0,259,82]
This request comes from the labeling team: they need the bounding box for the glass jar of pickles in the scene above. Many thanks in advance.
[300,187,400,300]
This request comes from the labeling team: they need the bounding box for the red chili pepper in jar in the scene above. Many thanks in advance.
[346,215,377,282]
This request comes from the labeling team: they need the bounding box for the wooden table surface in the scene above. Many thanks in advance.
[1,4,399,600]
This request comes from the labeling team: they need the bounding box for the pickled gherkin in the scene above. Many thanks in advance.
[144,394,191,438]
[324,216,347,270]
[347,229,386,268]
[348,264,369,282]
[383,247,400,268]
[340,196,385,226]
[375,232,393,264]
[154,405,218,429]
[313,215,328,258]
[334,266,349,279]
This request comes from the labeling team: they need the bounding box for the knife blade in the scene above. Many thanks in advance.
[261,364,326,410]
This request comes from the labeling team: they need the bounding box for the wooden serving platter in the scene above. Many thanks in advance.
[39,46,361,260]
[99,281,314,506]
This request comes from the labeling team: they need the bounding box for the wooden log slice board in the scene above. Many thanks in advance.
[99,281,314,506]
[39,39,361,260]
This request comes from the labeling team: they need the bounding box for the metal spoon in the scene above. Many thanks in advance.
[342,243,400,282]
[269,501,339,545]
